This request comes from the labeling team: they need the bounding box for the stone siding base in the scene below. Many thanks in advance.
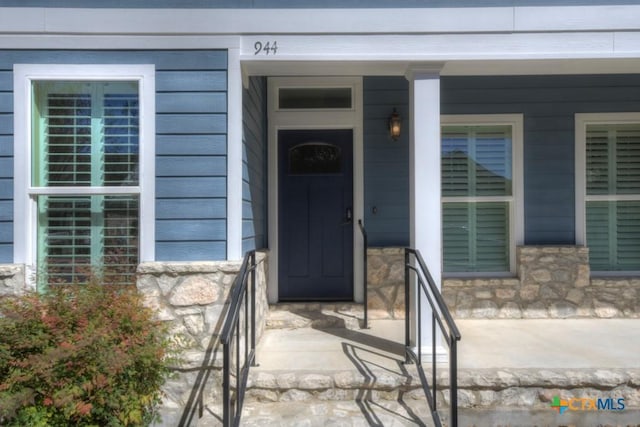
[443,246,640,319]
[137,251,269,427]
[0,264,27,296]
[366,246,640,319]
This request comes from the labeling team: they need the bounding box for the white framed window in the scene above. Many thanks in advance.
[576,113,640,274]
[441,114,524,275]
[14,64,155,288]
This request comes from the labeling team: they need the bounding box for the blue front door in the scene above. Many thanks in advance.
[278,129,354,301]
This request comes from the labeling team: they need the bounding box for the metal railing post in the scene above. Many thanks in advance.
[404,248,411,364]
[358,220,369,329]
[219,250,262,427]
[450,337,458,427]
[402,247,461,427]
[250,251,257,365]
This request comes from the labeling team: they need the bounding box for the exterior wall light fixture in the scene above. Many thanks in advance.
[388,108,402,141]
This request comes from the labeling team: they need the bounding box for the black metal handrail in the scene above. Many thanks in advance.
[358,219,369,329]
[220,250,259,427]
[404,248,461,427]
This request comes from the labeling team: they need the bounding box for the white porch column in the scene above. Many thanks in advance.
[227,48,243,260]
[405,64,444,359]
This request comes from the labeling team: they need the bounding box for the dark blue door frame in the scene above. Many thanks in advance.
[278,129,354,301]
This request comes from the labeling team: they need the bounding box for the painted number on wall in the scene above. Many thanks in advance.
[254,41,278,55]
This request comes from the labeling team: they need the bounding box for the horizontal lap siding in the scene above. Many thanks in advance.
[364,74,640,246]
[242,77,267,253]
[0,67,12,261]
[442,74,640,245]
[154,50,228,261]
[0,50,228,263]
[363,77,410,246]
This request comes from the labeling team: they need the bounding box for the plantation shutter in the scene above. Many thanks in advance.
[585,124,640,271]
[33,81,139,284]
[442,125,512,272]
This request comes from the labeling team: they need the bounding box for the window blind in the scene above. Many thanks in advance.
[586,123,640,271]
[442,125,513,273]
[33,81,140,285]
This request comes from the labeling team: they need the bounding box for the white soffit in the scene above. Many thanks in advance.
[242,58,640,78]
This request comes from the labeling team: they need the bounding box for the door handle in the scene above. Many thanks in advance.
[342,207,353,225]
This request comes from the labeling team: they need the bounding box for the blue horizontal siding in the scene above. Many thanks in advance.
[156,71,227,92]
[442,74,640,245]
[0,136,11,156]
[156,114,226,134]
[363,76,410,246]
[0,62,10,263]
[156,135,227,156]
[0,180,11,199]
[0,49,228,263]
[157,177,226,198]
[156,220,225,241]
[0,115,11,134]
[157,199,226,220]
[0,158,13,177]
[156,157,226,177]
[363,74,640,247]
[242,76,267,253]
[156,93,226,114]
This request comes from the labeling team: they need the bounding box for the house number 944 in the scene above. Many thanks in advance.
[254,41,278,55]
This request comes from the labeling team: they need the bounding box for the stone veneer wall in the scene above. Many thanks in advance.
[0,265,26,296]
[444,246,639,318]
[366,246,640,319]
[137,251,269,426]
[367,248,405,319]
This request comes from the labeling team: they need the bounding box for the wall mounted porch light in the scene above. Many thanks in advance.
[388,108,402,141]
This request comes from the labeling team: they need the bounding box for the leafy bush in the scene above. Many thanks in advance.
[0,283,173,426]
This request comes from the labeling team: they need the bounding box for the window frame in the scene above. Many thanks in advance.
[441,114,524,276]
[575,112,640,275]
[13,64,155,288]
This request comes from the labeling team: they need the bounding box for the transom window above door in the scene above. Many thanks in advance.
[278,87,352,110]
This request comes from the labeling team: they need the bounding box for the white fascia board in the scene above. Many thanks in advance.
[615,32,640,54]
[38,7,514,35]
[241,33,620,61]
[0,35,239,50]
[0,8,45,32]
[4,5,640,35]
[515,5,640,32]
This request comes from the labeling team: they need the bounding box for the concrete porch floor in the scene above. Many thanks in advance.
[255,318,640,371]
[239,318,640,426]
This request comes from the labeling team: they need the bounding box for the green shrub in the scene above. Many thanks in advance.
[0,284,173,426]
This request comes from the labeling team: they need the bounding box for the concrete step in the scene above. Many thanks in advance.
[266,303,366,330]
[240,400,437,426]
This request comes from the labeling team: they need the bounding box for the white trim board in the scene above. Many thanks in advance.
[4,6,640,34]
[267,77,364,304]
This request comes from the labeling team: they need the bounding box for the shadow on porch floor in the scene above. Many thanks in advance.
[237,318,640,426]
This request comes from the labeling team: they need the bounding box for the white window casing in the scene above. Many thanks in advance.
[441,114,524,276]
[13,64,155,288]
[575,112,640,274]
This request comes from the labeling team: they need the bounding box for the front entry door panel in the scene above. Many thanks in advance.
[279,129,354,301]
